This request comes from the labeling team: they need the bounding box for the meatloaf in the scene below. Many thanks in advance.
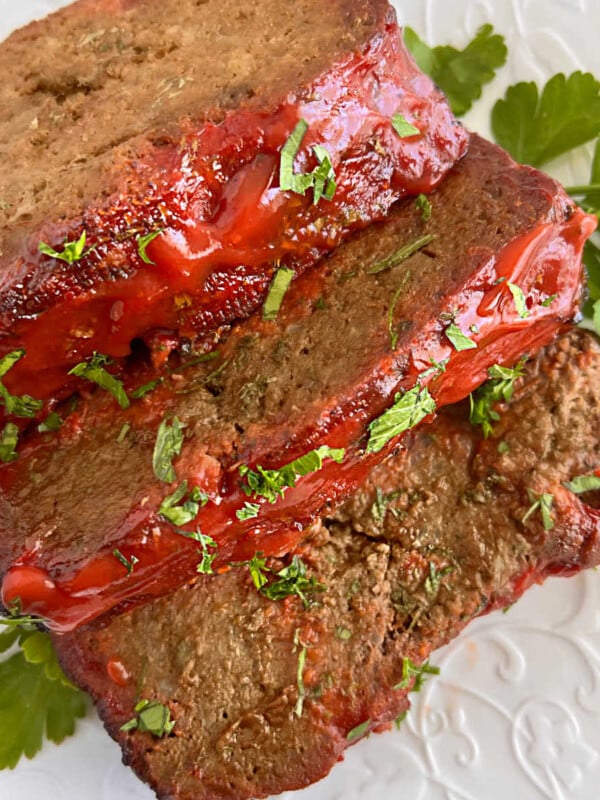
[55,328,600,800]
[0,135,594,631]
[0,0,468,408]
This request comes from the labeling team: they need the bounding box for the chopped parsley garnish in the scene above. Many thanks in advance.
[159,481,207,526]
[294,630,308,718]
[366,385,436,454]
[0,423,19,463]
[0,350,43,418]
[469,360,526,438]
[391,113,420,138]
[367,235,435,274]
[174,528,217,574]
[507,283,529,318]
[117,422,130,443]
[445,323,477,352]
[239,445,345,504]
[38,230,92,264]
[522,491,555,531]
[404,24,508,116]
[335,627,352,641]
[0,628,87,768]
[236,502,260,521]
[37,411,63,433]
[564,474,600,494]
[346,719,371,742]
[130,379,162,400]
[395,711,407,730]
[120,699,175,738]
[243,555,324,608]
[541,294,558,307]
[492,71,600,167]
[387,275,411,350]
[370,487,401,524]
[415,193,432,222]
[394,657,440,692]
[152,417,185,483]
[418,357,448,383]
[136,229,165,265]
[69,352,130,409]
[279,120,337,205]
[424,562,454,597]
[263,268,295,321]
[113,549,139,575]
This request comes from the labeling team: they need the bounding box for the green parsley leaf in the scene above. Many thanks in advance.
[279,120,337,205]
[424,562,454,597]
[507,283,530,318]
[263,268,295,321]
[120,699,174,738]
[522,491,555,531]
[404,24,508,116]
[395,711,408,730]
[136,229,165,265]
[370,487,401,524]
[247,554,269,590]
[37,411,63,433]
[130,379,162,400]
[239,445,345,504]
[469,360,526,438]
[394,657,440,692]
[335,627,352,641]
[113,549,139,575]
[159,480,207,526]
[0,423,19,463]
[367,235,435,274]
[415,193,432,222]
[492,72,600,167]
[69,352,130,409]
[391,113,420,138]
[0,630,87,769]
[152,417,185,483]
[366,385,436,454]
[236,502,260,521]
[294,638,307,718]
[445,323,477,352]
[346,719,371,742]
[260,556,324,608]
[564,474,600,494]
[0,350,43,418]
[38,230,91,264]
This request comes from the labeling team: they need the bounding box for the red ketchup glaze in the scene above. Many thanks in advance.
[0,19,468,409]
[1,208,595,631]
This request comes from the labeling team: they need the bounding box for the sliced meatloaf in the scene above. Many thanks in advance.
[54,329,600,800]
[0,135,594,631]
[0,0,468,408]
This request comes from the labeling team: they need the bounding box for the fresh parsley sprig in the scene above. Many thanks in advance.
[404,24,508,116]
[492,72,600,168]
[242,554,324,608]
[394,657,440,692]
[0,628,87,769]
[152,417,185,483]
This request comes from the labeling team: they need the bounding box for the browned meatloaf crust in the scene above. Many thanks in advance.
[0,135,593,631]
[54,329,600,800]
[0,0,468,407]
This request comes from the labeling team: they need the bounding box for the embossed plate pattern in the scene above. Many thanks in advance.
[1,1,599,798]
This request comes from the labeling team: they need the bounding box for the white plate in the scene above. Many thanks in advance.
[1,1,600,798]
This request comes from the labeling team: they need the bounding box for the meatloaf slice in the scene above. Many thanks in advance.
[0,135,595,632]
[0,0,468,408]
[54,329,600,800]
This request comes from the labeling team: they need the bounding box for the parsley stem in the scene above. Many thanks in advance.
[566,183,600,195]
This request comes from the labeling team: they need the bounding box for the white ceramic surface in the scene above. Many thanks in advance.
[1,1,599,798]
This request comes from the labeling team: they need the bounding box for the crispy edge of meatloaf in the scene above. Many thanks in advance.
[54,329,600,800]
